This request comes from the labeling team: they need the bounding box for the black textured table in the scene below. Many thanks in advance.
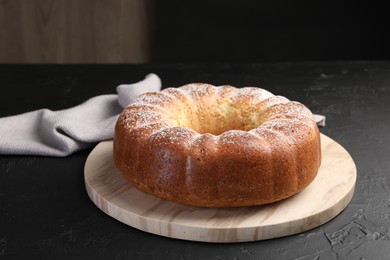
[1,62,389,259]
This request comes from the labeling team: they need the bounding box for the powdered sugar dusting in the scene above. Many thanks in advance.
[126,110,158,122]
[263,119,299,131]
[258,95,290,108]
[180,83,216,100]
[181,83,213,93]
[250,125,295,147]
[132,92,173,106]
[260,118,313,143]
[263,101,315,124]
[122,109,172,129]
[162,87,185,97]
[236,87,274,100]
[149,127,200,145]
[219,130,256,145]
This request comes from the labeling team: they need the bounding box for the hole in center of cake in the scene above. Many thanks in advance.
[175,103,264,135]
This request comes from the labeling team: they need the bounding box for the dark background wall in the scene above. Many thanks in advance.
[153,1,390,62]
[1,0,388,63]
[0,0,153,63]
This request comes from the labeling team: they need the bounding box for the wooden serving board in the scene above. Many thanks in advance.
[84,134,356,243]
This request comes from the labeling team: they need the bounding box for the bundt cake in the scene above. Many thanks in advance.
[113,83,321,208]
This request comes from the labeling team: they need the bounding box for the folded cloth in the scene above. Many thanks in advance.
[314,114,326,127]
[0,74,161,156]
[0,74,325,157]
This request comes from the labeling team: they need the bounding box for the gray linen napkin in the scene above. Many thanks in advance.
[0,73,161,156]
[0,75,325,157]
[314,114,326,127]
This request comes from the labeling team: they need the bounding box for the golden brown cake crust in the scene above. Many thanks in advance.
[113,84,321,208]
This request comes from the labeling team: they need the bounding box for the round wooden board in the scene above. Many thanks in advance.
[84,134,356,243]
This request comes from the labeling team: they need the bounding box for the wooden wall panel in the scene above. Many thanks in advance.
[0,0,153,63]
